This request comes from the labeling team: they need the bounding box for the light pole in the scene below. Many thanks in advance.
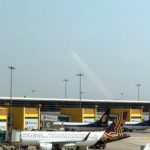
[63,79,68,99]
[76,73,84,108]
[8,66,15,131]
[136,83,141,101]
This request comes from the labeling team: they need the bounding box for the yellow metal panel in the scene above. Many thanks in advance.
[131,114,141,117]
[12,107,24,130]
[83,108,96,121]
[111,108,131,121]
[25,108,39,114]
[0,107,8,130]
[60,108,96,122]
[83,109,95,114]
[24,107,40,130]
[0,116,7,120]
[24,114,39,117]
[131,109,142,114]
[23,107,25,130]
[60,108,83,122]
[111,108,142,122]
[8,107,40,130]
[38,107,40,129]
[25,108,39,117]
[83,114,95,117]
[0,107,7,116]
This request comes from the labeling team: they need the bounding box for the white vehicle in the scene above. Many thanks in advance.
[11,112,129,150]
[143,143,150,150]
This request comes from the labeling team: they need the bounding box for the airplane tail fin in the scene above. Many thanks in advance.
[90,112,129,149]
[90,109,110,127]
[101,111,129,142]
[98,109,110,125]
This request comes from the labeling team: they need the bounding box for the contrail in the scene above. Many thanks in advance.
[70,50,113,99]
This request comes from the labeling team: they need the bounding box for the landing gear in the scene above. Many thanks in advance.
[101,144,106,149]
[53,144,61,150]
[52,147,61,150]
[90,143,106,150]
[76,147,80,150]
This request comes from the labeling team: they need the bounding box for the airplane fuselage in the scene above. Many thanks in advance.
[65,126,105,131]
[19,131,104,147]
[53,122,106,131]
[110,120,150,131]
[124,121,150,131]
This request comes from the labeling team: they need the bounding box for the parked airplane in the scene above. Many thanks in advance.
[53,109,110,131]
[12,112,129,150]
[124,119,150,131]
[109,116,150,131]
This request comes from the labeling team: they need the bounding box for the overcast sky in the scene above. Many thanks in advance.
[0,1,150,100]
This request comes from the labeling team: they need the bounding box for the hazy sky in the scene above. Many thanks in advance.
[0,1,150,100]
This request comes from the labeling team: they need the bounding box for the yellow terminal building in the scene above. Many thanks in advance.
[60,108,97,122]
[0,107,8,130]
[110,108,142,122]
[0,107,8,141]
[10,107,40,130]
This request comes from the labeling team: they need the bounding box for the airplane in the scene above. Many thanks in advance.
[52,109,110,131]
[123,119,150,131]
[109,116,150,131]
[11,111,129,150]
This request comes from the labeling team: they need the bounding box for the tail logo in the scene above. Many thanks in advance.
[101,115,108,123]
[102,112,126,141]
[90,112,128,149]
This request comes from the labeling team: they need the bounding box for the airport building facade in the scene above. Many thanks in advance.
[0,107,7,141]
[1,97,150,112]
[110,108,142,122]
[9,107,40,130]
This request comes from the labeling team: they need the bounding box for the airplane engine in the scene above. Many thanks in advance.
[40,143,53,150]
